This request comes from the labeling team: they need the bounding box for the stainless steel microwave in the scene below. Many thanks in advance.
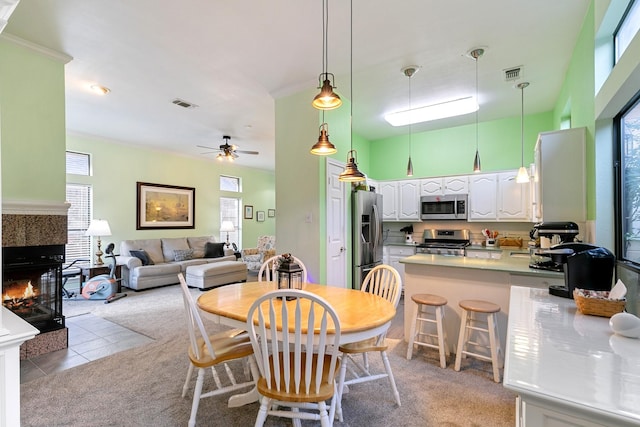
[420,195,468,220]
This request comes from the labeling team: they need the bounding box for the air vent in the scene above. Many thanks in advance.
[503,66,523,82]
[171,98,198,109]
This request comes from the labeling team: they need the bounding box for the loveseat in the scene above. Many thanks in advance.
[117,236,238,290]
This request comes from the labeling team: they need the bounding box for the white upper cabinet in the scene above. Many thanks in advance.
[379,181,398,221]
[497,170,530,221]
[533,127,586,222]
[468,173,498,220]
[420,176,469,196]
[398,180,420,221]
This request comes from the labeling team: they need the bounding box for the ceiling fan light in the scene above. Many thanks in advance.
[338,150,366,182]
[312,76,342,110]
[310,123,337,155]
[516,166,530,183]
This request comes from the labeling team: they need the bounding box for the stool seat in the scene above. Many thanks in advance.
[458,299,500,313]
[412,293,447,307]
[454,299,502,383]
[406,293,449,368]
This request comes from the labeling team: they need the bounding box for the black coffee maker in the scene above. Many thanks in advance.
[548,243,616,298]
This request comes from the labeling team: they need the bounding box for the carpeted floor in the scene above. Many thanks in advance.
[21,284,517,426]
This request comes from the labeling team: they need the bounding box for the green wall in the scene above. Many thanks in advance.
[67,134,275,250]
[0,38,67,203]
[367,112,553,180]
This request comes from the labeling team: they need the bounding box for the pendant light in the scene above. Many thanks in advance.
[312,0,342,110]
[402,66,418,176]
[338,0,365,182]
[516,82,530,183]
[310,111,337,155]
[469,48,484,173]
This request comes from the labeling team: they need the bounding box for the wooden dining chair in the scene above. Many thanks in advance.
[177,273,259,427]
[246,289,342,427]
[336,264,402,416]
[257,254,309,283]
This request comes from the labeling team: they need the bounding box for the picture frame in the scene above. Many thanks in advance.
[244,205,254,219]
[137,182,195,230]
[268,209,275,218]
[257,211,265,222]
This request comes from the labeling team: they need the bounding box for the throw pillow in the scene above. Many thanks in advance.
[174,249,194,262]
[130,249,153,266]
[204,242,226,258]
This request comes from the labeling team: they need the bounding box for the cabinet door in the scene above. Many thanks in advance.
[420,178,443,196]
[443,176,469,194]
[497,171,530,221]
[468,174,497,221]
[398,180,420,220]
[379,181,398,221]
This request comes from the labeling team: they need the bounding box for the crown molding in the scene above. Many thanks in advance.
[0,33,73,64]
[2,200,71,215]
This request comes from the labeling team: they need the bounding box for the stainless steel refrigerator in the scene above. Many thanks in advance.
[352,190,383,290]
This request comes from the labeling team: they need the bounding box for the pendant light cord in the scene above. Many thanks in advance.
[349,0,353,150]
[475,55,479,153]
[323,0,328,77]
[409,70,412,157]
[520,85,524,167]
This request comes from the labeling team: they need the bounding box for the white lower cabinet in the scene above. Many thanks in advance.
[518,396,610,427]
[384,245,416,278]
[465,249,502,259]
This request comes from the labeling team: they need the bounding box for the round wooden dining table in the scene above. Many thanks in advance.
[196,280,396,407]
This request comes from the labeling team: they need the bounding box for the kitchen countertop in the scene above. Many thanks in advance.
[504,286,640,425]
[399,251,563,278]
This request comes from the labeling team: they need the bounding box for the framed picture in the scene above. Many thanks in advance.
[137,182,195,230]
[244,205,254,219]
[268,209,275,218]
[257,211,265,222]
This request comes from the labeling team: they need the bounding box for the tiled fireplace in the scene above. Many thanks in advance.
[2,200,70,358]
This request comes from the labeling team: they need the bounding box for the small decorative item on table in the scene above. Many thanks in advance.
[277,253,304,298]
[573,288,626,317]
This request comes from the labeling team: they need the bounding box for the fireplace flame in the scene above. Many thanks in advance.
[3,280,38,305]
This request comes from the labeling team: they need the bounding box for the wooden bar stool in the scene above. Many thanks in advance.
[454,299,503,382]
[406,293,449,368]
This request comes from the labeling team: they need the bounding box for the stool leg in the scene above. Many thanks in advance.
[454,309,469,372]
[487,313,501,383]
[406,302,418,360]
[435,306,447,368]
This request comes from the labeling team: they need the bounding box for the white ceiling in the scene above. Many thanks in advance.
[4,0,590,171]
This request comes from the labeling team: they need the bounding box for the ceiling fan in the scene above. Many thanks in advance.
[198,135,259,161]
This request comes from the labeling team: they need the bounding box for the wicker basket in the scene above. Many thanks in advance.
[573,289,626,317]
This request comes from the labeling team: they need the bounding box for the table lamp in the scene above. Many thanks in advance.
[85,219,112,265]
[220,221,235,248]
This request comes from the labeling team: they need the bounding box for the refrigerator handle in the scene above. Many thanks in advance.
[372,203,381,251]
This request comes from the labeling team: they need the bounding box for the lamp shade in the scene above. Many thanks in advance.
[220,221,235,232]
[85,219,111,237]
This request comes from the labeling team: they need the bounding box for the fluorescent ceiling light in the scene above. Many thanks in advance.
[384,96,478,127]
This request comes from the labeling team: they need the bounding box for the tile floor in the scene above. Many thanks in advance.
[20,283,153,384]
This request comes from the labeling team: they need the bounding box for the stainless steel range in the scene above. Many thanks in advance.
[416,229,470,256]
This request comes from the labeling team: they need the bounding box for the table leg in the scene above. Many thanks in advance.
[227,387,260,407]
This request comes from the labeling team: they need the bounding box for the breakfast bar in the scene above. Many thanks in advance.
[400,251,564,353]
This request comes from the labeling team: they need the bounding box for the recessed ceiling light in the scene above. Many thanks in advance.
[384,96,478,126]
[89,84,110,95]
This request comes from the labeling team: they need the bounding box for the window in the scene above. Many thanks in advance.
[66,184,92,261]
[66,151,92,261]
[66,151,91,175]
[220,175,241,247]
[615,0,640,63]
[616,92,640,264]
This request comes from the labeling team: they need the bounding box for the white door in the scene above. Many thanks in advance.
[326,159,347,288]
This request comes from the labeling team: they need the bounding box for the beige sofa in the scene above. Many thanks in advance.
[117,236,241,291]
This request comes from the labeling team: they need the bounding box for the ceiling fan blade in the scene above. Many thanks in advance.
[200,151,218,155]
[197,145,218,150]
[235,150,259,155]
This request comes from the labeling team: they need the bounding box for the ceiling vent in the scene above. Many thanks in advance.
[171,98,198,109]
[503,66,523,82]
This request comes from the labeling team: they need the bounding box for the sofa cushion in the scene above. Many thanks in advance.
[161,237,190,263]
[188,236,216,258]
[174,248,194,262]
[121,239,164,265]
[204,242,226,258]
[130,249,153,266]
